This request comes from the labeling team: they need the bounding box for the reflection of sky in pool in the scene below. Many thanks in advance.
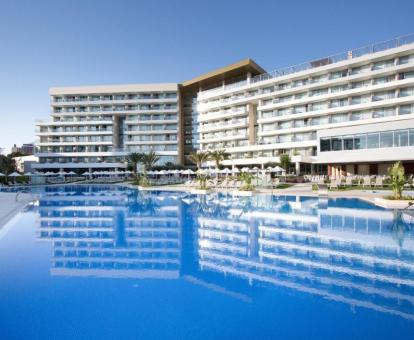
[0,185,413,339]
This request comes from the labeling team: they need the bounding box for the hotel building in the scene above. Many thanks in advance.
[35,34,414,175]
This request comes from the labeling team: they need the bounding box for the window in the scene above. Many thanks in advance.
[350,64,370,75]
[354,134,366,149]
[410,129,414,146]
[294,105,306,113]
[400,104,414,115]
[331,137,342,151]
[330,70,348,79]
[372,59,394,70]
[380,131,394,148]
[372,90,395,101]
[330,84,348,93]
[367,133,379,148]
[331,113,348,123]
[395,130,408,147]
[399,87,414,97]
[311,88,329,97]
[373,107,395,118]
[399,54,414,65]
[343,135,354,150]
[320,138,331,152]
[373,76,394,85]
[401,71,414,79]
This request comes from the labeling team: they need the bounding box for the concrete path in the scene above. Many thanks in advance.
[0,192,34,228]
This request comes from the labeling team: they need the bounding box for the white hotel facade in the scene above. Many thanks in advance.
[35,34,414,176]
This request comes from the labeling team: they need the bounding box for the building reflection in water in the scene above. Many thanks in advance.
[36,187,414,320]
[37,186,183,279]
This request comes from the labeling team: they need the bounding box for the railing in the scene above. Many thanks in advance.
[199,33,414,97]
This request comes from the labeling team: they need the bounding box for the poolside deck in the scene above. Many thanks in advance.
[0,192,34,228]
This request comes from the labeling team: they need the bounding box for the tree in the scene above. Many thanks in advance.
[389,161,405,199]
[141,151,160,171]
[127,152,143,178]
[0,155,16,175]
[196,173,209,190]
[279,154,291,173]
[238,172,254,191]
[208,149,230,169]
[187,151,209,170]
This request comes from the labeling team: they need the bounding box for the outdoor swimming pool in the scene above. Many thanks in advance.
[0,185,413,339]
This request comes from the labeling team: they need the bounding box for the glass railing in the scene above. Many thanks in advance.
[199,33,414,97]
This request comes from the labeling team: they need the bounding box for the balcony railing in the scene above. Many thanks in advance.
[199,33,414,97]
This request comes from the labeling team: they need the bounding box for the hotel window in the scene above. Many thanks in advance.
[372,59,394,70]
[367,133,380,148]
[350,64,370,75]
[343,135,354,150]
[279,134,292,143]
[278,83,291,90]
[277,108,291,116]
[309,117,320,126]
[373,107,395,118]
[279,121,293,129]
[330,84,348,93]
[400,104,414,115]
[295,92,307,99]
[380,131,394,148]
[373,75,394,85]
[278,95,293,103]
[372,90,395,101]
[261,110,275,118]
[354,134,366,149]
[262,123,276,131]
[410,129,414,146]
[330,70,348,79]
[350,94,370,105]
[293,79,308,87]
[294,105,306,113]
[331,137,342,151]
[331,113,348,124]
[330,98,348,107]
[398,54,414,64]
[350,110,371,121]
[399,87,414,97]
[310,88,328,97]
[311,101,328,111]
[262,87,273,94]
[310,74,329,84]
[351,80,370,89]
[400,71,414,79]
[395,130,409,147]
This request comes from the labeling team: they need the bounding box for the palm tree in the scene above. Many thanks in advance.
[389,161,405,199]
[208,149,230,169]
[141,151,160,171]
[127,152,143,178]
[187,151,209,170]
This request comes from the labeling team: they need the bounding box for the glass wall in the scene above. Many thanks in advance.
[320,128,414,152]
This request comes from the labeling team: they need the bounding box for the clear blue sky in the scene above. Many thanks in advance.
[1,0,413,153]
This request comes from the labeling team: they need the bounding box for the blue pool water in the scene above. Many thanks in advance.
[0,185,413,339]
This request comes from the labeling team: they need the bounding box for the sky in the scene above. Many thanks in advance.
[0,0,413,153]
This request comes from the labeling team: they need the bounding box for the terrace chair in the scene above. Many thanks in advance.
[225,180,233,189]
[220,179,229,189]
[374,176,383,188]
[273,178,280,188]
[362,177,372,188]
[228,180,236,189]
[329,180,339,190]
[345,177,353,187]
